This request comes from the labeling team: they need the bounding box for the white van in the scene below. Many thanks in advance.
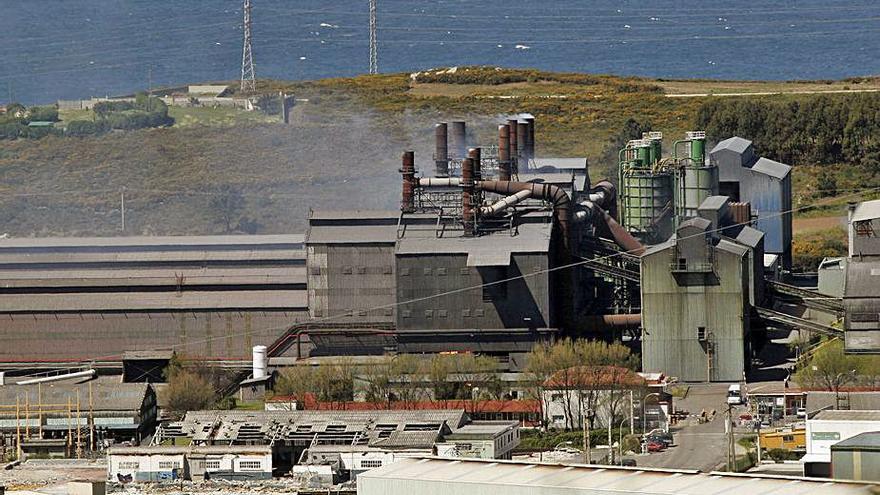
[726,384,743,405]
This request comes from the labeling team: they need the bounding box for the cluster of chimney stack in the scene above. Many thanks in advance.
[432,116,535,179]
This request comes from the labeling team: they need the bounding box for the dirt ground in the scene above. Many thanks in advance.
[0,461,104,491]
[792,215,845,233]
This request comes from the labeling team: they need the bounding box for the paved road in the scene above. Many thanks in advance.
[629,383,745,472]
[666,89,880,98]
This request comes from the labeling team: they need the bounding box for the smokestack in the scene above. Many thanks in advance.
[524,115,535,159]
[517,121,528,166]
[507,119,518,174]
[497,124,511,181]
[451,121,467,159]
[401,151,416,213]
[468,147,482,217]
[461,157,475,236]
[434,123,449,177]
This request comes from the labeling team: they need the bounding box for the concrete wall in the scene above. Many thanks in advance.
[396,253,551,331]
[832,449,880,481]
[641,245,749,382]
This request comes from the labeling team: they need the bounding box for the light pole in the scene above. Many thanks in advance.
[617,416,629,465]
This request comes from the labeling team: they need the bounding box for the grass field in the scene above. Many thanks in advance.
[2,67,879,238]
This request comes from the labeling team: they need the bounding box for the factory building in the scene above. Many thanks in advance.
[108,445,273,482]
[0,235,308,365]
[831,431,880,482]
[843,200,880,353]
[710,137,792,269]
[641,196,763,382]
[151,409,519,479]
[803,410,880,477]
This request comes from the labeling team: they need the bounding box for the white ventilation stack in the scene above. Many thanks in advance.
[252,345,268,379]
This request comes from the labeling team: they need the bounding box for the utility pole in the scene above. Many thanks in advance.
[368,0,378,74]
[147,65,153,111]
[120,187,126,232]
[726,404,735,471]
[240,0,256,93]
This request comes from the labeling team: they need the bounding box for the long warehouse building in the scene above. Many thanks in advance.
[0,235,308,365]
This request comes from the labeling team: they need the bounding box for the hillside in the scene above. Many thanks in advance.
[1,67,878,238]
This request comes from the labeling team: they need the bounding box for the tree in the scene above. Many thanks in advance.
[274,359,356,409]
[426,353,496,404]
[815,169,837,198]
[209,185,246,233]
[794,339,859,396]
[361,354,423,408]
[162,357,219,418]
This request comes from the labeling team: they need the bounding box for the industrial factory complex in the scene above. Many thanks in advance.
[3,113,880,490]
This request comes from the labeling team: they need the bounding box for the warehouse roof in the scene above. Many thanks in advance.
[711,136,753,155]
[0,376,152,414]
[0,235,304,250]
[109,445,271,455]
[0,289,307,312]
[309,210,399,222]
[752,157,791,180]
[811,410,880,422]
[850,199,880,223]
[735,226,765,248]
[306,224,399,244]
[831,431,880,451]
[358,457,878,494]
[444,421,518,438]
[807,392,880,412]
[698,195,729,212]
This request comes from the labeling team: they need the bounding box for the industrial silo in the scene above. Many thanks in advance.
[674,131,718,223]
[618,138,675,243]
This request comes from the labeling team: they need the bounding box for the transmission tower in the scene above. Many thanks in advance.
[240,0,256,93]
[369,0,378,74]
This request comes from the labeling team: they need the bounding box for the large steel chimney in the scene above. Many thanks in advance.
[507,119,518,174]
[524,115,535,160]
[434,123,449,177]
[451,121,467,159]
[401,151,416,213]
[461,157,475,236]
[517,121,528,167]
[497,124,511,181]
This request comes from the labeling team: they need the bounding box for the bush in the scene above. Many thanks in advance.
[28,105,59,122]
[66,120,103,137]
[792,228,847,272]
[0,122,25,139]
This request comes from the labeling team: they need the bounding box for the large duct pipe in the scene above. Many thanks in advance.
[16,369,96,385]
[517,121,528,166]
[468,147,482,182]
[480,180,571,252]
[601,209,645,255]
[479,189,532,216]
[524,115,536,160]
[498,124,511,181]
[434,123,449,177]
[582,314,642,331]
[401,151,416,213]
[587,180,616,210]
[461,157,476,235]
[419,177,460,187]
[507,119,518,174]
[451,121,467,159]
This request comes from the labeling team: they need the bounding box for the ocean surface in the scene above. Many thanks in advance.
[1,0,878,104]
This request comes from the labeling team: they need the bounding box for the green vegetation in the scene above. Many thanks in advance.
[792,227,847,272]
[518,428,630,452]
[794,338,880,391]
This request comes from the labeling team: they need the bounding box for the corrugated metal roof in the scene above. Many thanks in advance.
[678,217,712,231]
[309,210,399,222]
[698,195,729,212]
[358,457,877,494]
[306,225,399,244]
[0,377,150,413]
[711,136,753,155]
[447,421,517,437]
[397,222,551,256]
[851,199,880,223]
[832,431,880,449]
[807,392,880,412]
[716,238,749,256]
[0,266,305,288]
[812,410,880,422]
[736,226,764,248]
[0,235,304,250]
[109,445,271,455]
[752,157,791,180]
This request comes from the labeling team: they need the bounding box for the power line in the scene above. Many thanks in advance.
[240,0,256,93]
[369,0,378,74]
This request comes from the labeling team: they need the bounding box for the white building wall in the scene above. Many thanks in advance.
[806,419,880,456]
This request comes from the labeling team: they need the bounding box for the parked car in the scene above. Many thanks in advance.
[646,441,666,453]
[646,431,674,447]
[621,458,637,467]
[739,413,753,421]
[796,407,807,419]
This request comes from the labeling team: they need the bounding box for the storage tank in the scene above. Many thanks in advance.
[643,131,663,165]
[674,131,718,222]
[252,345,268,379]
[618,139,675,243]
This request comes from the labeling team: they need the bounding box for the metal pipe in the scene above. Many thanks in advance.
[419,177,460,187]
[587,180,616,210]
[498,125,511,181]
[401,151,416,213]
[468,147,482,182]
[600,209,645,255]
[582,314,642,330]
[16,369,95,385]
[461,157,476,236]
[517,121,528,166]
[479,180,571,252]
[451,121,467,159]
[507,119,518,174]
[434,123,449,177]
[479,189,532,216]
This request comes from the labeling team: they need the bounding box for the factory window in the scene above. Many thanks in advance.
[438,309,448,318]
[697,327,707,341]
[313,309,323,317]
[361,460,383,468]
[158,461,180,470]
[205,460,221,470]
[423,267,432,275]
[783,435,794,442]
[401,267,410,276]
[296,425,312,432]
[436,267,447,276]
[424,310,434,318]
[456,443,473,451]
[326,425,346,432]
[384,265,393,274]
[357,266,367,274]
[552,415,564,422]
[239,460,262,471]
[402,309,412,318]
[118,461,139,470]
[343,266,353,275]
[462,309,471,317]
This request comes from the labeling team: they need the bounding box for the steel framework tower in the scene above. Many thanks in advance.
[369,0,378,74]
[240,0,256,93]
